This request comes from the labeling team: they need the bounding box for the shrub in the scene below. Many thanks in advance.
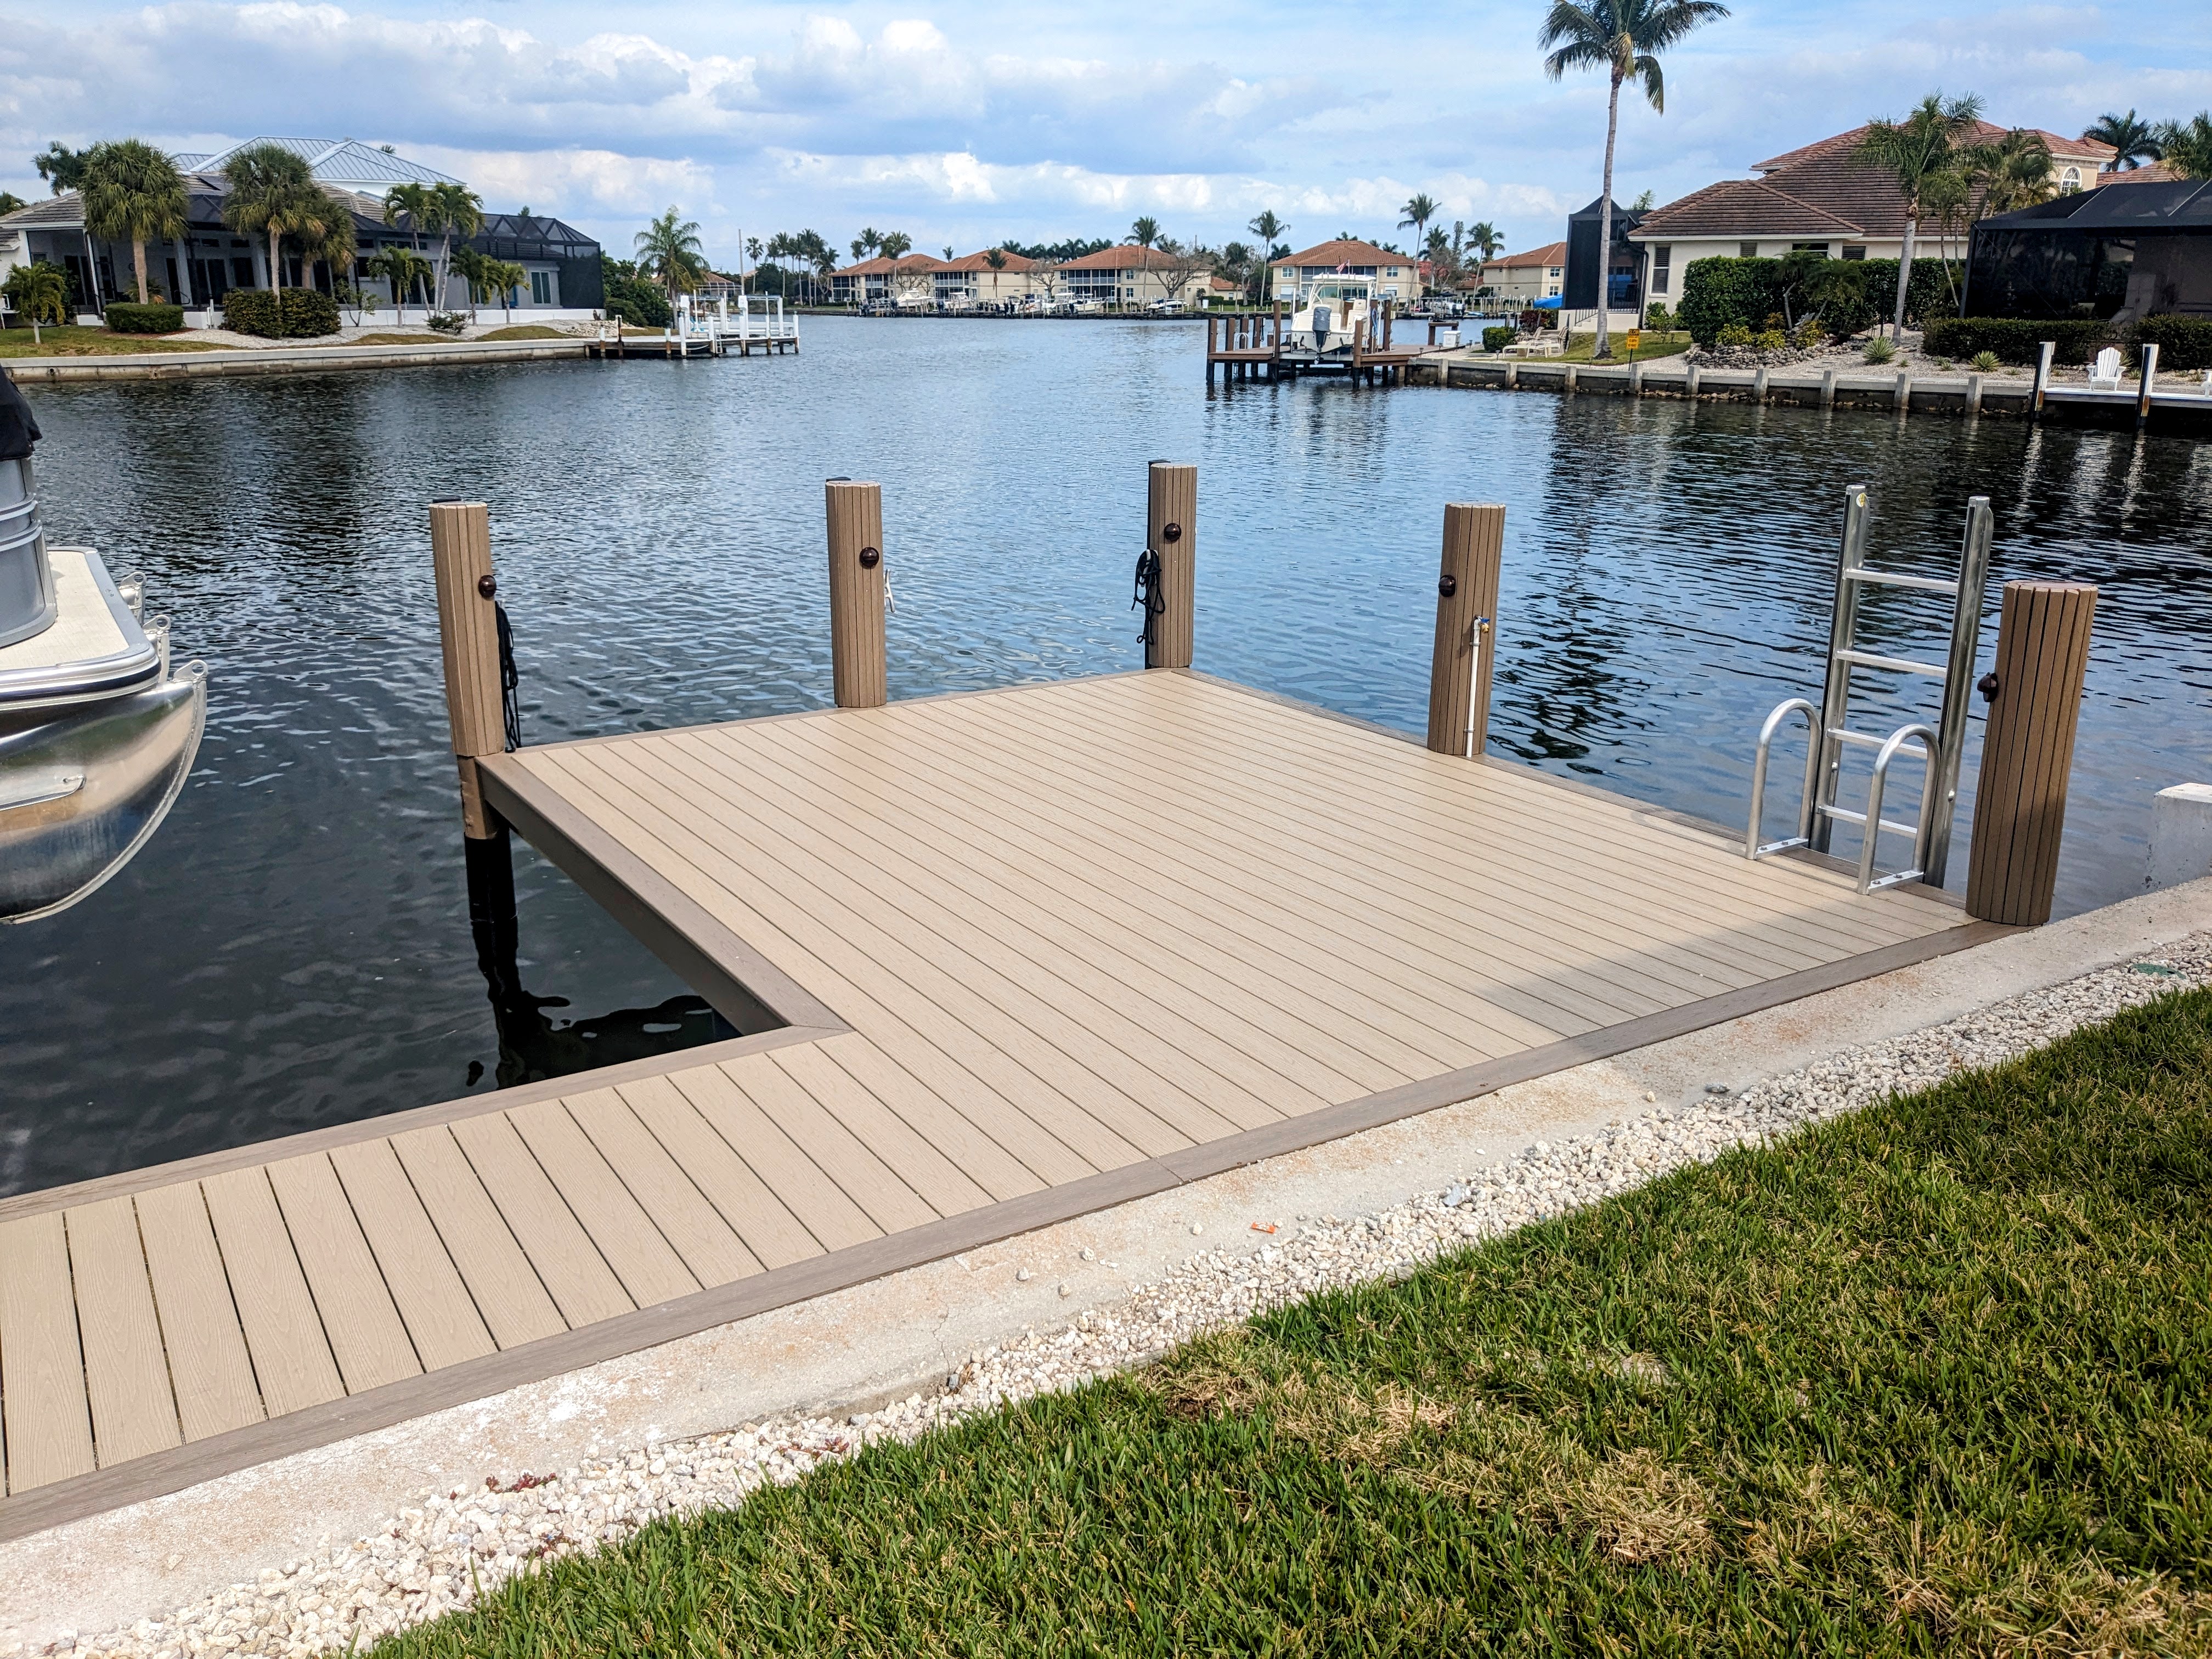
[1971,349,2000,372]
[219,287,341,339]
[426,311,467,335]
[1754,328,1787,352]
[221,288,282,337]
[1790,316,1825,349]
[1921,317,2107,365]
[1682,252,1965,345]
[1482,325,1515,353]
[1715,321,1753,348]
[1678,257,1780,345]
[603,274,672,329]
[1643,301,1672,330]
[1863,336,1897,364]
[105,302,184,335]
[2136,314,2212,372]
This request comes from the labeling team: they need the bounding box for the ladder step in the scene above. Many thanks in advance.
[1844,569,1960,594]
[1816,804,1923,838]
[1835,648,1949,678]
[1830,727,1932,752]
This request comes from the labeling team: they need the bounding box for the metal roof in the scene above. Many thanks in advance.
[178,138,462,189]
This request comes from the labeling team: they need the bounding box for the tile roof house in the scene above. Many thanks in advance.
[1267,239,1418,303]
[1478,241,1567,303]
[828,252,949,304]
[1630,123,2117,312]
[0,138,596,322]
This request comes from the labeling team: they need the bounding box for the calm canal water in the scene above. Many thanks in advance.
[5,317,2209,1194]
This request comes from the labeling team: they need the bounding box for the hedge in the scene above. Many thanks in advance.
[105,302,184,335]
[221,288,341,339]
[2136,314,2212,372]
[1676,252,1963,345]
[1921,318,2109,365]
[603,275,672,329]
[1482,325,1515,352]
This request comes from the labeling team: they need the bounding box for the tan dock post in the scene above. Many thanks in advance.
[429,498,523,1001]
[1965,582,2097,927]
[825,478,888,707]
[1144,461,1197,669]
[1425,503,1505,758]
[2031,341,2054,415]
[2137,342,2159,429]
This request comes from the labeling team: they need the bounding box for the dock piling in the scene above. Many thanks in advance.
[1425,503,1505,758]
[1144,462,1197,670]
[2138,342,2160,429]
[2032,341,2055,416]
[825,479,888,708]
[1965,580,2096,927]
[428,499,521,1002]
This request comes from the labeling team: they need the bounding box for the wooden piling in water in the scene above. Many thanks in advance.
[825,478,888,708]
[429,500,506,840]
[1144,461,1196,670]
[1965,581,2096,927]
[2138,342,2160,429]
[2031,341,2055,416]
[1425,503,1504,758]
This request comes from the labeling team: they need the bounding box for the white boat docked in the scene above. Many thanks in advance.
[1285,275,1377,364]
[0,375,206,924]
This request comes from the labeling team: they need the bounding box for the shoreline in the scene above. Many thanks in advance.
[3,335,590,385]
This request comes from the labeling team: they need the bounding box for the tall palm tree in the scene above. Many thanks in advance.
[2082,110,2162,171]
[879,230,912,259]
[1965,128,2055,217]
[450,244,489,321]
[2156,113,2212,180]
[380,182,432,274]
[420,180,483,315]
[293,190,358,303]
[852,227,882,261]
[80,139,187,303]
[635,207,707,310]
[1398,194,1440,272]
[1541,0,1730,357]
[485,257,528,323]
[984,245,1008,307]
[1468,221,1504,262]
[1128,216,1160,250]
[225,143,320,292]
[1854,92,1983,341]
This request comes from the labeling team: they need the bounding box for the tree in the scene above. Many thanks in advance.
[1854,92,1984,340]
[1127,216,1160,250]
[2157,113,2212,180]
[851,227,882,261]
[80,139,187,303]
[2082,110,2162,171]
[451,244,489,321]
[1541,0,1730,357]
[481,257,528,323]
[293,190,358,306]
[1468,220,1503,262]
[1155,237,1211,307]
[1030,259,1064,309]
[35,142,91,196]
[380,180,432,295]
[1398,194,1439,273]
[983,245,1008,307]
[1630,188,1655,210]
[225,143,319,293]
[635,207,707,309]
[420,180,483,316]
[0,193,24,216]
[369,246,432,321]
[4,261,69,343]
[879,230,912,259]
[1965,128,2055,217]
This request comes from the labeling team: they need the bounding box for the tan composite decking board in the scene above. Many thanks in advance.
[2,670,1980,1516]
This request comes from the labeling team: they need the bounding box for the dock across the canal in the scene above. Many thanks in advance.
[0,469,2097,1536]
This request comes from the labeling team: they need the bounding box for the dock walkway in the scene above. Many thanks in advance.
[0,669,1990,1536]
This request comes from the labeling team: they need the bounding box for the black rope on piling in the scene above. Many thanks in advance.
[1131,548,1164,653]
[495,601,522,752]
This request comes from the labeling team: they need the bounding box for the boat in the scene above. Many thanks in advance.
[1285,274,1376,365]
[0,371,206,924]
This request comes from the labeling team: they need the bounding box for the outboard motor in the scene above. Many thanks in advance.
[1311,302,1332,351]
[0,370,53,650]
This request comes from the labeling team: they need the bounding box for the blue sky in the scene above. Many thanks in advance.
[2,0,2204,266]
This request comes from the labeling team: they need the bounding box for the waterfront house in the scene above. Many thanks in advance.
[1478,242,1567,303]
[1967,176,2211,322]
[0,137,602,324]
[1058,245,1215,308]
[830,252,951,306]
[1267,239,1418,306]
[1628,122,2116,316]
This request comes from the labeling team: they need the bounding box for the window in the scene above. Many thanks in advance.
[529,270,554,305]
[2061,166,2081,193]
[1738,241,1759,258]
[1791,242,1830,255]
[232,257,256,287]
[1547,266,1562,278]
[1651,245,1671,293]
[1841,244,1866,261]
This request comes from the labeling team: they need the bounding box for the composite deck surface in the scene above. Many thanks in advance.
[0,670,1983,1529]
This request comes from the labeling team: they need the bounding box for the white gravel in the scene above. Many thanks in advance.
[46,933,2212,1659]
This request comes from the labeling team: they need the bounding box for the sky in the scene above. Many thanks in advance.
[1,0,2205,268]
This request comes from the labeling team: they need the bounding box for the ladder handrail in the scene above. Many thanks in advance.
[1858,721,1940,893]
[1746,697,1821,859]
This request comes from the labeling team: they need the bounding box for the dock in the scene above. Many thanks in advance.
[1,470,2100,1539]
[584,291,801,362]
[1209,301,1467,386]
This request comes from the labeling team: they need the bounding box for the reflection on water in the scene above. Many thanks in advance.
[3,318,2208,1194]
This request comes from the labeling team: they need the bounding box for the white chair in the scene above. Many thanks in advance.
[2088,346,2124,391]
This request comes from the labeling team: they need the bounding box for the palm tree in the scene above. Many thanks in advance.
[369,246,431,321]
[1965,129,2055,217]
[852,227,882,261]
[481,257,528,323]
[1128,216,1160,250]
[2156,113,2212,180]
[419,180,483,316]
[3,261,70,344]
[450,244,489,321]
[983,245,1008,307]
[1854,92,1984,341]
[294,190,358,303]
[1247,209,1288,250]
[1541,0,1730,357]
[380,182,432,283]
[225,143,320,293]
[2082,110,2162,171]
[635,207,707,310]
[879,230,912,259]
[79,139,187,303]
[1468,221,1504,262]
[1398,194,1440,274]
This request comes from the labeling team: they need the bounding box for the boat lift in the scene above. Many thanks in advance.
[1747,485,1994,894]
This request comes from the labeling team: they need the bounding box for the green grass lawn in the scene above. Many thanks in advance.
[376,990,2212,1657]
[0,324,221,357]
[475,324,571,341]
[1558,329,1691,364]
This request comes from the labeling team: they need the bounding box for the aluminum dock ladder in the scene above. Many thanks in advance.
[1747,484,1994,893]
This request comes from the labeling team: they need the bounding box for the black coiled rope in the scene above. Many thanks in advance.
[1131,548,1164,652]
[495,601,522,752]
